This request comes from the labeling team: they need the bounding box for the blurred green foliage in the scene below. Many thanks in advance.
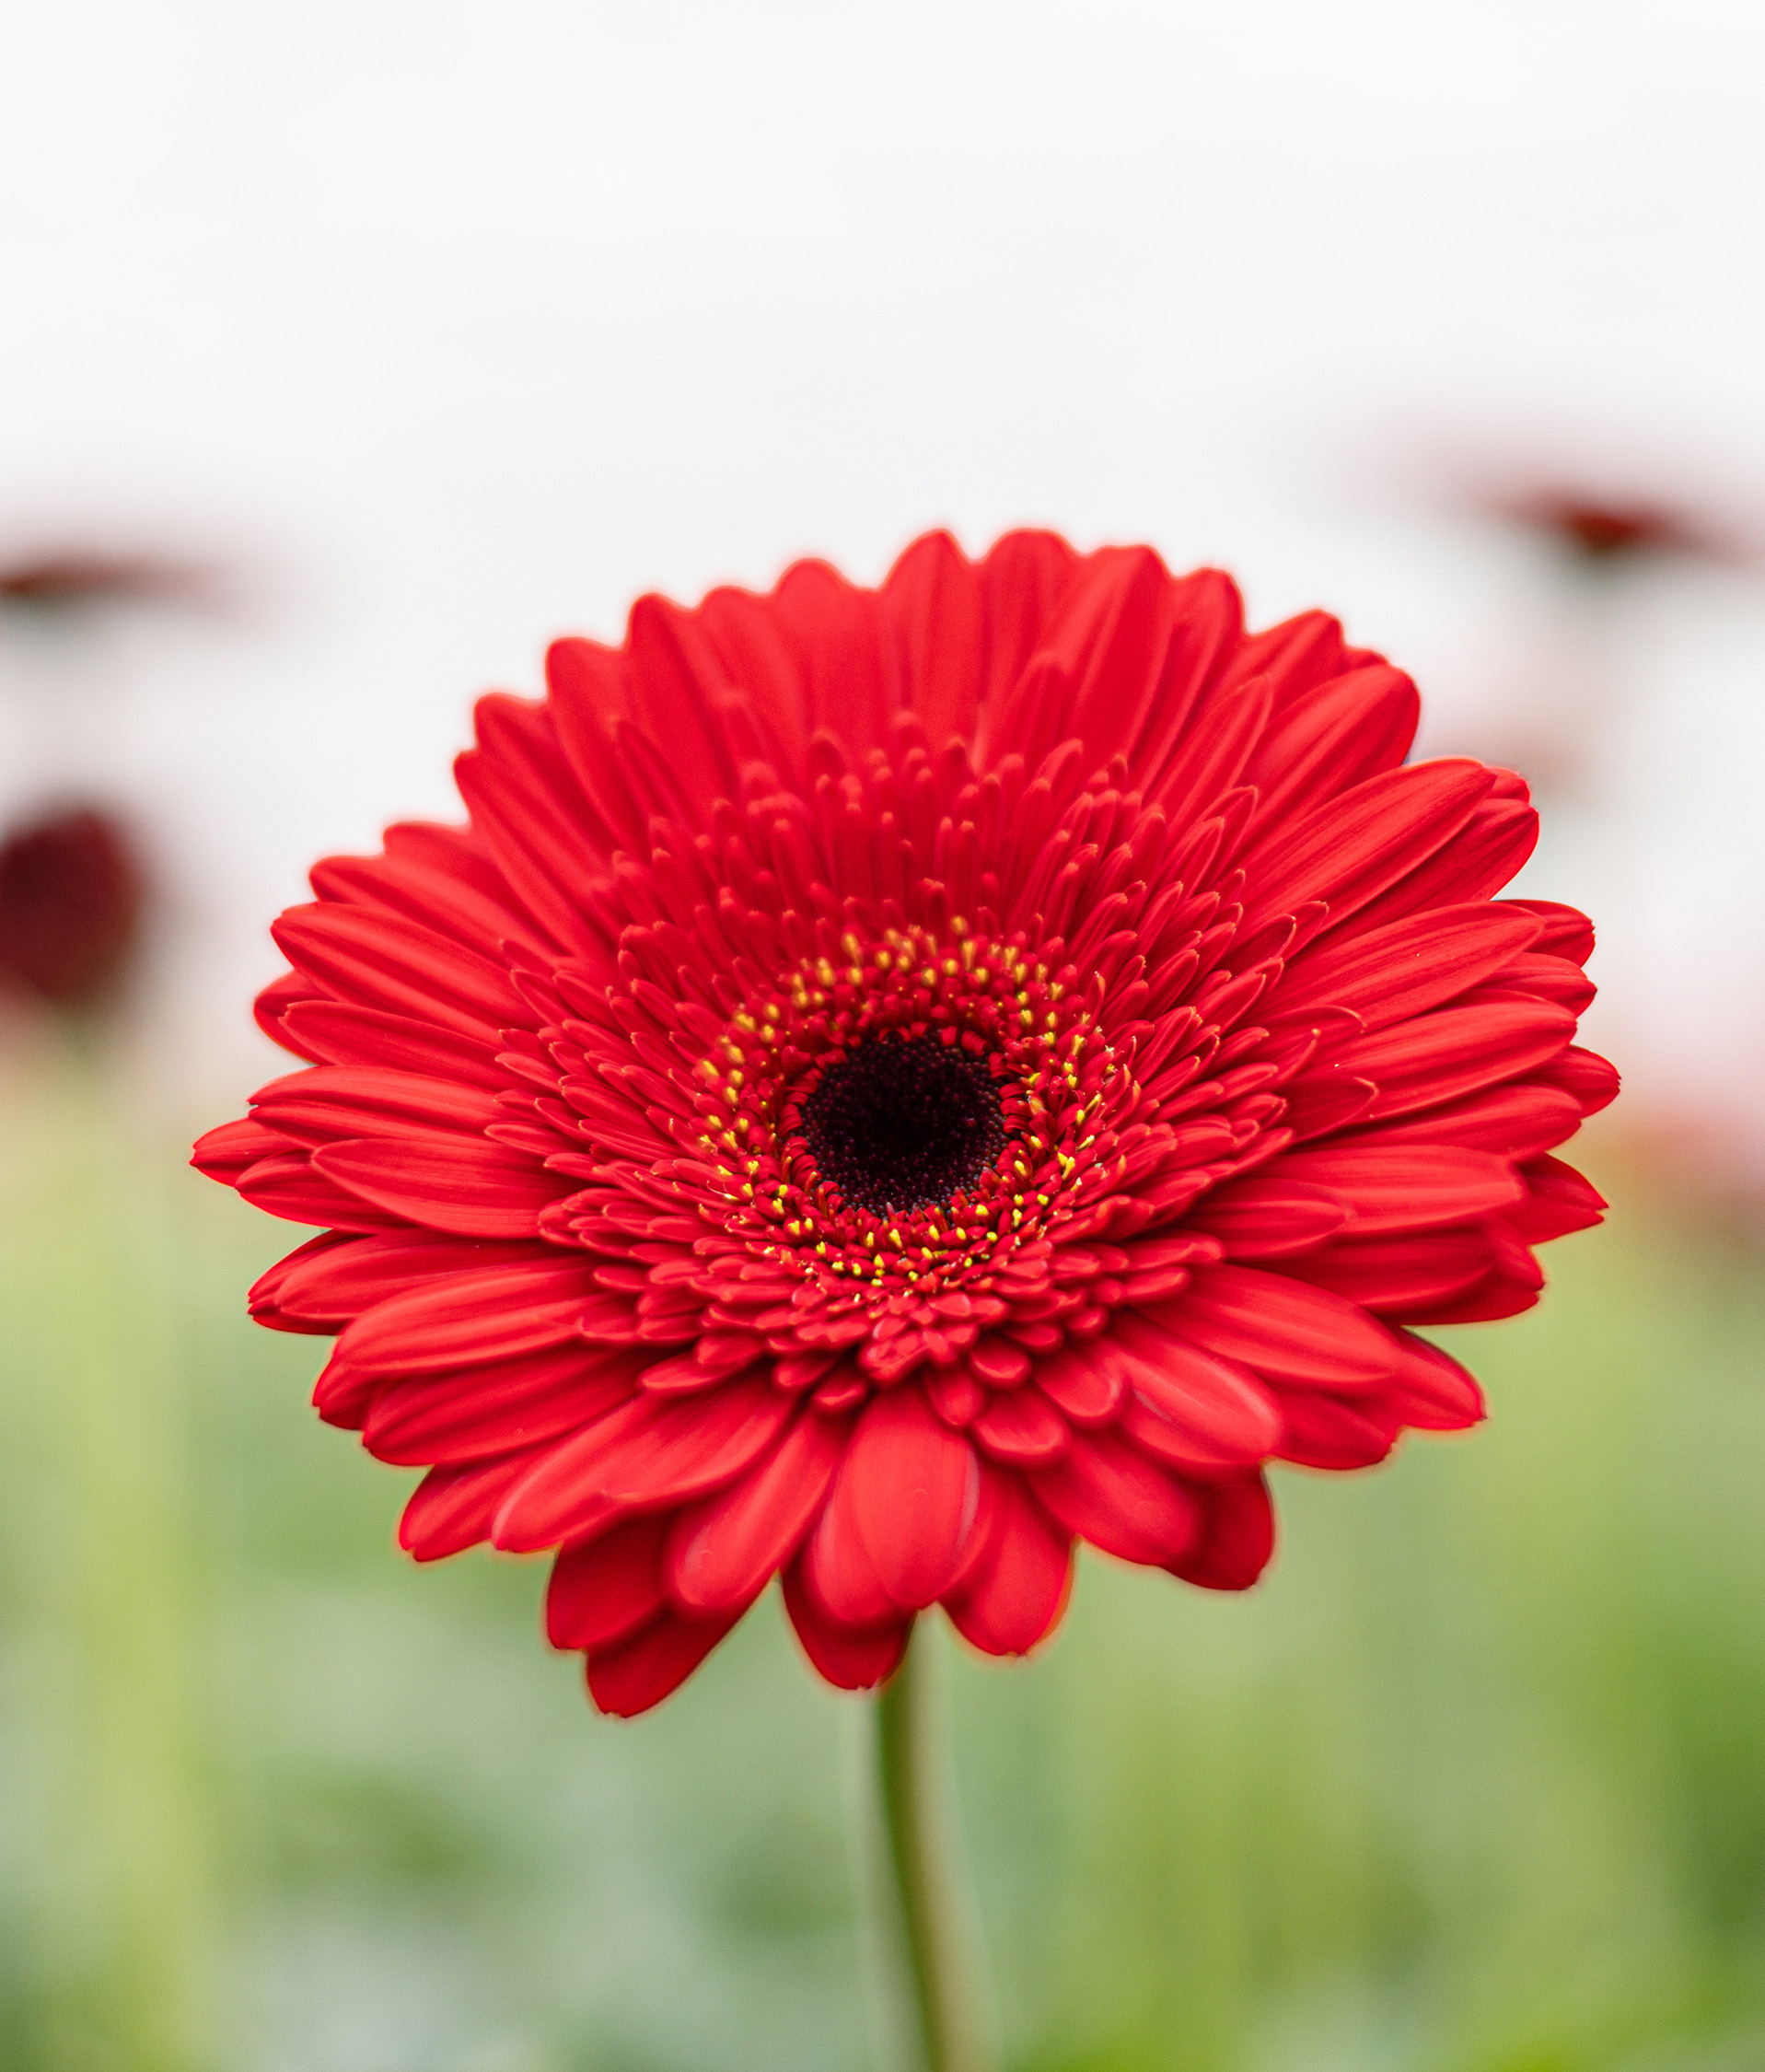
[1,1053,1761,2072]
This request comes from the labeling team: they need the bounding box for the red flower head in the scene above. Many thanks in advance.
[0,805,144,1007]
[194,533,1615,1716]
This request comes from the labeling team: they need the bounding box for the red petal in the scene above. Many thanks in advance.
[1128,569,1245,781]
[1481,952,1596,1016]
[1350,1081,1585,1162]
[1400,1227,1545,1325]
[1150,678,1270,833]
[1280,1228,1495,1316]
[812,1373,868,1416]
[586,1604,746,1717]
[1533,1045,1620,1116]
[1504,1154,1607,1242]
[1299,997,1575,1124]
[279,1001,507,1088]
[781,1561,909,1690]
[455,698,616,953]
[1215,608,1360,711]
[316,825,544,965]
[770,559,895,757]
[192,1116,290,1182]
[396,1449,543,1561]
[1186,1174,1350,1257]
[1033,1345,1122,1426]
[966,1337,1032,1388]
[1275,1144,1524,1233]
[773,1350,843,1393]
[261,1229,536,1328]
[382,814,540,897]
[273,902,527,1043]
[543,637,651,851]
[884,530,986,749]
[978,530,1084,714]
[1028,1430,1200,1566]
[310,1351,379,1427]
[944,1469,1073,1657]
[493,1375,790,1553]
[1412,1267,1542,1324]
[845,1389,982,1611]
[971,1387,1070,1466]
[250,1065,503,1145]
[1274,1390,1399,1470]
[665,1410,849,1613]
[1263,903,1543,1035]
[364,1345,639,1466]
[1150,1264,1410,1387]
[312,1137,570,1239]
[255,969,330,1059]
[1237,761,1494,935]
[237,1152,411,1233]
[1241,665,1419,835]
[925,1370,983,1427]
[1385,1334,1486,1429]
[800,1457,898,1627]
[1105,1316,1283,1468]
[1325,796,1538,938]
[335,1258,597,1375]
[246,1230,351,1330]
[1503,898,1595,964]
[545,1515,669,1650]
[1279,1075,1379,1140]
[624,597,746,817]
[1166,1475,1274,1591]
[639,1336,767,1395]
[690,595,809,775]
[992,547,1180,774]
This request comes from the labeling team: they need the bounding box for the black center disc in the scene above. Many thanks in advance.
[798,1033,1007,1217]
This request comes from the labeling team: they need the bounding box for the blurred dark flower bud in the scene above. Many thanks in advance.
[0,807,144,1007]
[1495,489,1734,569]
[0,549,224,615]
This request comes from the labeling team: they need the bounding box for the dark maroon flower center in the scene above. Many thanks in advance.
[799,1032,1008,1218]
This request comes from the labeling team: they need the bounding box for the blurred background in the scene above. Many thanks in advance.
[2,3,1762,2068]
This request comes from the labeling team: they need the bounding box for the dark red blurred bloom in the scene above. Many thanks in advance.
[0,549,221,612]
[1497,490,1727,566]
[0,808,143,1007]
[194,532,1615,1715]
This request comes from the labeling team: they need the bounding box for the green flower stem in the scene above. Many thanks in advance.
[874,1625,993,2072]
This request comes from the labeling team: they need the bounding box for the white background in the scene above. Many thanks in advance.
[2,0,1762,1159]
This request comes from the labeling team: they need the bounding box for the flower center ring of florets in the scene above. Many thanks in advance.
[690,917,1146,1317]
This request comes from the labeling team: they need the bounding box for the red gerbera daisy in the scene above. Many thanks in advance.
[0,805,144,1007]
[194,531,1615,1717]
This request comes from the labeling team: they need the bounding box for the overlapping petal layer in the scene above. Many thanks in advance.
[196,531,1614,1714]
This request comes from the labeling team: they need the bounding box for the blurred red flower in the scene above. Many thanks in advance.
[1495,488,1732,567]
[0,548,222,612]
[0,807,143,1007]
[194,532,1615,1715]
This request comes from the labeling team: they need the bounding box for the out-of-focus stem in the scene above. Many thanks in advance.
[15,1029,213,2069]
